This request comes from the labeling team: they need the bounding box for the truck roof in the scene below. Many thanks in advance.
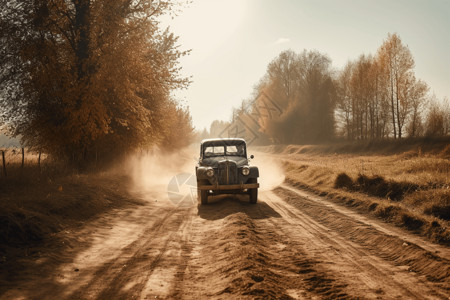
[200,138,246,146]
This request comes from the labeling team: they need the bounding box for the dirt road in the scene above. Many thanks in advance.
[2,176,448,300]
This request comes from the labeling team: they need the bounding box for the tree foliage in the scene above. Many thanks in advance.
[335,33,431,140]
[250,50,335,144]
[425,97,450,137]
[0,0,192,166]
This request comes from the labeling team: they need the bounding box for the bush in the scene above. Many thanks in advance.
[375,204,401,220]
[424,204,450,221]
[354,174,418,201]
[334,173,354,190]
[400,213,424,231]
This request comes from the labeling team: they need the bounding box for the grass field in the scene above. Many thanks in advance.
[0,152,143,260]
[257,138,450,245]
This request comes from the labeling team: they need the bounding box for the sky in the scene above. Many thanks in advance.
[160,0,450,131]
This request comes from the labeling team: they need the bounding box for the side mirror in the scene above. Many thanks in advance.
[250,154,254,159]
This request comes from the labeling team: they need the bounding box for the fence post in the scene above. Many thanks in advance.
[1,150,6,178]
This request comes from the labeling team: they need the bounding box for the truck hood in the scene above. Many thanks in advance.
[201,156,248,168]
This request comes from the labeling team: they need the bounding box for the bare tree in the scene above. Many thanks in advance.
[335,62,354,139]
[425,97,450,137]
[406,78,428,137]
[377,33,415,139]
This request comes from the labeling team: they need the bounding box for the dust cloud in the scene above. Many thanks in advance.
[126,146,197,199]
[125,146,285,202]
[247,150,285,191]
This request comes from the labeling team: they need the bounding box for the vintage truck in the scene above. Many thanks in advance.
[196,138,259,205]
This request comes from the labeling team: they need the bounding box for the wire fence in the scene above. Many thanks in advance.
[0,147,44,178]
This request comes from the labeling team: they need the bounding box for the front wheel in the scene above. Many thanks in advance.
[197,180,208,205]
[197,181,208,205]
[200,189,208,205]
[248,178,258,204]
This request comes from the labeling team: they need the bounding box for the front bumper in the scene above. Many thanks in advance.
[197,183,259,191]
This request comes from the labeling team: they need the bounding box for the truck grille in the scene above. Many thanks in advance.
[217,160,238,185]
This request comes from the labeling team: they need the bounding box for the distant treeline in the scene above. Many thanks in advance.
[0,1,194,167]
[204,33,449,144]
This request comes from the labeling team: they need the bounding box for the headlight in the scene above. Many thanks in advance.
[242,167,250,176]
[206,168,214,177]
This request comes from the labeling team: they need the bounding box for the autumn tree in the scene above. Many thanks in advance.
[335,33,428,141]
[405,78,428,137]
[377,33,415,139]
[349,54,374,139]
[335,62,354,139]
[0,0,191,166]
[159,102,194,150]
[253,50,335,144]
[425,97,450,137]
[336,55,391,140]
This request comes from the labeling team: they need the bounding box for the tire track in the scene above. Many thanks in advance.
[67,206,192,299]
[261,188,449,299]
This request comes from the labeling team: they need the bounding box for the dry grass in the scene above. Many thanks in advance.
[0,157,142,253]
[259,139,450,245]
[0,151,148,292]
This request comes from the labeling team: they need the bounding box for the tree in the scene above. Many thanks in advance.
[159,103,194,150]
[349,54,373,140]
[267,50,298,100]
[405,78,428,137]
[377,33,415,139]
[255,50,334,144]
[335,56,390,140]
[425,97,449,137]
[335,62,354,139]
[0,0,190,166]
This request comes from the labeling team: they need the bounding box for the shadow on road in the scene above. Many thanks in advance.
[197,194,281,220]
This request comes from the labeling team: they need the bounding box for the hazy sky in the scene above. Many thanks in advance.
[161,0,450,131]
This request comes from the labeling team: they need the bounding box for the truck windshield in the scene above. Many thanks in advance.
[203,144,245,157]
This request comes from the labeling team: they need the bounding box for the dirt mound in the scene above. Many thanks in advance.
[334,173,419,201]
[200,212,292,298]
[195,201,351,299]
[355,174,419,201]
[332,172,450,226]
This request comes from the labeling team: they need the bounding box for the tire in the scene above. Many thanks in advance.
[200,189,208,205]
[248,178,258,204]
[197,181,208,205]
